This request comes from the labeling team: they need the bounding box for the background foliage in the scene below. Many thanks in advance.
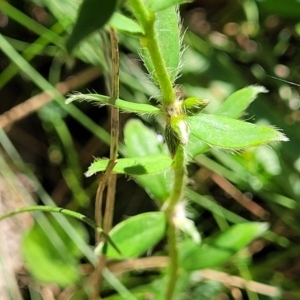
[1,0,300,299]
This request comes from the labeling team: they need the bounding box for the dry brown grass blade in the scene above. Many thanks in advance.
[210,172,269,220]
[0,67,101,130]
[90,27,120,300]
[106,258,293,298]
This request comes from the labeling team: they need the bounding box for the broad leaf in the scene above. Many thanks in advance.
[180,222,269,271]
[124,119,172,202]
[85,155,172,176]
[188,114,288,150]
[66,0,117,52]
[109,12,144,36]
[96,212,166,259]
[66,93,160,115]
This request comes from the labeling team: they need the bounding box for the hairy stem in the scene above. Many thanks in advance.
[128,0,175,105]
[165,212,179,300]
[164,144,186,299]
[168,145,186,210]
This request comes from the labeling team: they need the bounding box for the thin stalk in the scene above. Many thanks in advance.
[103,26,120,236]
[94,162,116,242]
[0,205,105,235]
[165,213,179,300]
[91,27,120,300]
[128,0,175,105]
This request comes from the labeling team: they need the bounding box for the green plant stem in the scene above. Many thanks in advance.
[164,144,186,299]
[128,0,175,105]
[168,145,186,210]
[165,213,179,300]
[127,2,183,298]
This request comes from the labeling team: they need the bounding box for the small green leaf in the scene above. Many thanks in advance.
[188,86,269,157]
[181,97,210,115]
[66,93,160,115]
[109,12,144,36]
[96,212,166,259]
[188,114,288,150]
[124,119,172,202]
[148,0,191,13]
[142,6,180,84]
[216,85,268,119]
[66,0,117,53]
[85,155,172,176]
[180,222,269,271]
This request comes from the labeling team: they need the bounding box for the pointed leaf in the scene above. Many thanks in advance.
[188,114,288,150]
[188,86,269,157]
[124,119,172,202]
[109,12,144,36]
[66,93,160,115]
[216,85,268,119]
[180,222,269,271]
[66,0,117,52]
[96,212,166,259]
[85,155,172,177]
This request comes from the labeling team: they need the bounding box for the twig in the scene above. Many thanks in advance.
[94,162,117,242]
[103,27,120,235]
[90,27,120,300]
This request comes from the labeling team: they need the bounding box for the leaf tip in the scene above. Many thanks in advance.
[65,92,82,104]
[249,85,269,94]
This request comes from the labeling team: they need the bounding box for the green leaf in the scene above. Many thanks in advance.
[188,114,288,150]
[181,97,210,116]
[85,155,172,176]
[188,86,269,157]
[22,215,87,286]
[142,6,180,83]
[109,12,144,36]
[96,212,166,259]
[66,93,161,115]
[66,0,117,53]
[180,222,269,271]
[124,119,172,202]
[215,85,268,119]
[148,0,191,12]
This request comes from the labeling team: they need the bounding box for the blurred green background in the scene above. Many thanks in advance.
[1,0,300,299]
